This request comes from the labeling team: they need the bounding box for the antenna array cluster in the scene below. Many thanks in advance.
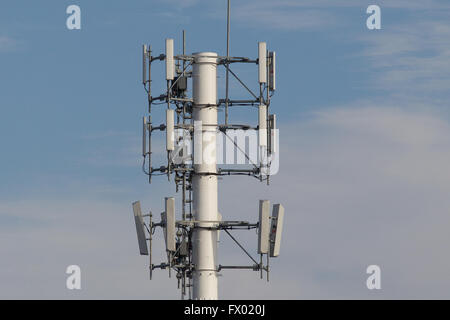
[141,38,277,184]
[131,3,285,300]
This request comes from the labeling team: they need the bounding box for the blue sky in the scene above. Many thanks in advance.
[0,0,398,198]
[1,0,450,299]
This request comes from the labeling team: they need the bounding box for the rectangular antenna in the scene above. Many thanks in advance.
[132,201,149,255]
[269,114,277,154]
[269,51,276,91]
[164,197,176,252]
[166,109,175,151]
[258,200,270,254]
[259,104,267,147]
[165,38,174,80]
[142,116,147,157]
[258,42,267,83]
[270,204,284,257]
[143,44,147,85]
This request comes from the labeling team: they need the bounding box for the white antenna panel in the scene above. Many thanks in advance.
[270,204,284,257]
[164,197,176,252]
[166,109,175,151]
[269,51,276,91]
[165,38,174,80]
[142,44,147,85]
[259,104,267,147]
[258,42,267,83]
[132,201,149,256]
[258,200,270,254]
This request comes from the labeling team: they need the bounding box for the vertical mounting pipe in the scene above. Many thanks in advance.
[259,104,267,147]
[225,0,230,126]
[142,116,147,157]
[148,116,152,183]
[166,109,175,151]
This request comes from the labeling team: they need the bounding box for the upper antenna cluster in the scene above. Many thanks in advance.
[141,35,277,184]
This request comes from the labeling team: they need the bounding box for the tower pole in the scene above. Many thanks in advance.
[192,52,219,300]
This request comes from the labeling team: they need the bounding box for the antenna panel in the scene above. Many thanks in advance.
[164,197,176,252]
[259,104,267,147]
[258,200,270,254]
[269,51,276,91]
[258,42,267,83]
[166,109,175,151]
[270,204,284,257]
[142,44,147,85]
[132,201,149,255]
[165,38,174,80]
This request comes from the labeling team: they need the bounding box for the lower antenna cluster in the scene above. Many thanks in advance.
[133,199,284,299]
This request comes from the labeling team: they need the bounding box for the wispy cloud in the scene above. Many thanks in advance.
[78,130,167,168]
[314,105,450,147]
[232,2,336,30]
[237,0,450,10]
[152,0,450,32]
[361,21,450,97]
[2,105,450,298]
[229,0,450,31]
[219,104,450,298]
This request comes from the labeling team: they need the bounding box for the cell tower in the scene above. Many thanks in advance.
[132,1,284,300]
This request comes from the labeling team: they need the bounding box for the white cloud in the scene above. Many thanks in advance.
[314,106,450,147]
[219,104,450,298]
[228,0,450,31]
[360,20,450,97]
[2,105,450,299]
